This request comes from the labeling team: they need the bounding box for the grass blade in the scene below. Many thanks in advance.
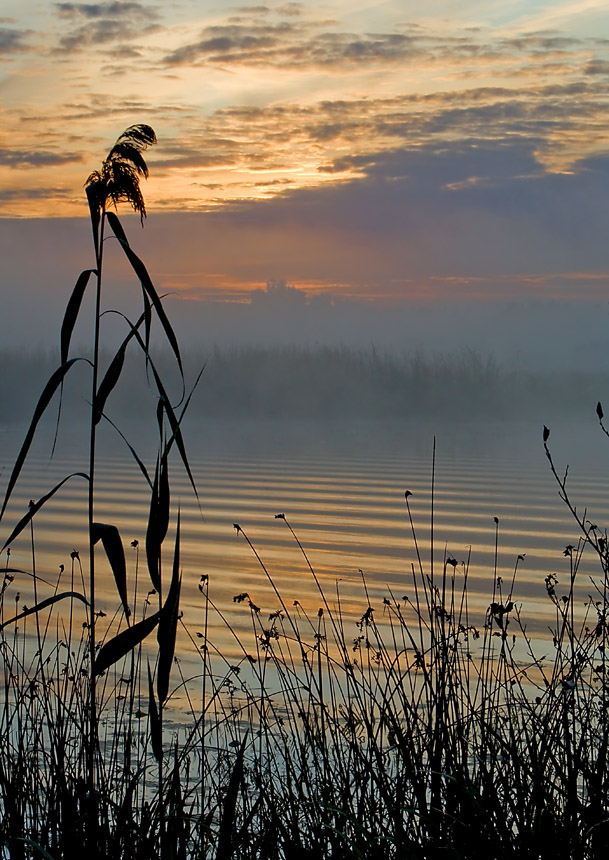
[94,308,147,425]
[0,358,88,524]
[148,663,163,762]
[0,591,89,631]
[216,737,247,860]
[145,455,169,593]
[157,511,181,704]
[2,472,89,552]
[146,457,170,594]
[93,342,126,426]
[99,412,152,489]
[147,360,198,502]
[91,522,130,619]
[106,211,183,379]
[93,611,160,676]
[60,270,95,364]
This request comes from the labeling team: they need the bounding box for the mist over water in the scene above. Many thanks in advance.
[2,274,609,661]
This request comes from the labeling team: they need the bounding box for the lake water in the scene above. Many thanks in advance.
[1,416,608,666]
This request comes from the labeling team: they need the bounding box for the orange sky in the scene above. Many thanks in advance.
[1,1,609,307]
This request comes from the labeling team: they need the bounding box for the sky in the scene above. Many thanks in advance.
[1,0,609,352]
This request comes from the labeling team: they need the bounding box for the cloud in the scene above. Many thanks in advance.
[55,2,152,19]
[161,13,448,69]
[0,149,83,168]
[156,138,609,287]
[0,186,72,201]
[54,0,160,52]
[0,26,31,53]
[160,14,600,73]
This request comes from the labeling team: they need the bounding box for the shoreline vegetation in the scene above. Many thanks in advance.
[2,126,609,859]
[1,344,607,424]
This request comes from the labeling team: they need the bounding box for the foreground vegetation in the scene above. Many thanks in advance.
[1,127,609,859]
[1,484,609,859]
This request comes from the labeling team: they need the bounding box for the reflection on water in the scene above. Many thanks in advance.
[1,417,608,659]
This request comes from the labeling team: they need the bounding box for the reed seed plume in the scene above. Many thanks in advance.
[86,123,156,224]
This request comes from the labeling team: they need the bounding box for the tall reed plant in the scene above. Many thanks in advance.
[0,126,199,856]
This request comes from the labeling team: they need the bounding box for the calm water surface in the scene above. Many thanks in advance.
[1,417,608,660]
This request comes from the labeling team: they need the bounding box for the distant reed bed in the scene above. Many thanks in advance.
[2,344,608,424]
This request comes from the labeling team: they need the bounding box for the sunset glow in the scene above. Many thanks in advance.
[1,0,609,312]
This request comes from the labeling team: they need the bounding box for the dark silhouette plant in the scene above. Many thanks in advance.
[0,124,197,854]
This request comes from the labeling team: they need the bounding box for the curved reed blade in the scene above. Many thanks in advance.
[54,269,96,456]
[2,472,89,552]
[148,360,198,501]
[93,611,160,677]
[61,270,95,364]
[105,314,198,500]
[92,522,130,619]
[86,183,101,260]
[14,837,57,860]
[148,663,163,762]
[99,411,152,489]
[145,456,169,592]
[157,511,181,704]
[105,212,183,379]
[94,308,148,425]
[216,736,247,860]
[0,358,88,524]
[93,343,126,426]
[0,591,89,631]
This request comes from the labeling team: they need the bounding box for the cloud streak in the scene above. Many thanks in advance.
[0,26,32,53]
[53,0,161,52]
[0,0,608,320]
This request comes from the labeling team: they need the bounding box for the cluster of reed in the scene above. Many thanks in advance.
[2,495,609,859]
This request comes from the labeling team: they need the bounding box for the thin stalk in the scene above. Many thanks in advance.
[87,208,105,844]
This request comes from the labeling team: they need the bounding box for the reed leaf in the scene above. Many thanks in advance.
[94,308,149,426]
[86,183,101,261]
[93,611,160,676]
[216,737,247,860]
[148,360,197,502]
[91,522,129,619]
[105,315,198,500]
[2,472,89,552]
[0,591,88,631]
[61,270,95,364]
[0,358,87,524]
[15,837,57,860]
[93,342,126,426]
[148,663,163,763]
[157,511,181,704]
[145,455,169,593]
[106,211,183,379]
[100,412,152,490]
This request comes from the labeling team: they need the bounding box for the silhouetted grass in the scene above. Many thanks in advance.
[2,472,609,858]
